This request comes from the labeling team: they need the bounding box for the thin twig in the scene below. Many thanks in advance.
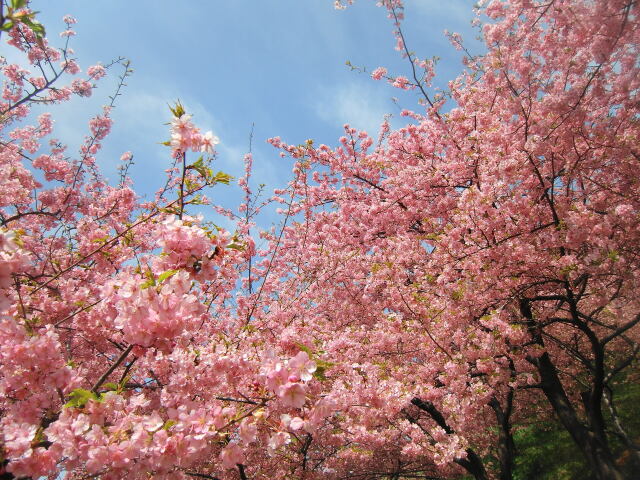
[91,344,133,393]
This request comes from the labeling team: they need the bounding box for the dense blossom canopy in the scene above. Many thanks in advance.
[0,0,638,479]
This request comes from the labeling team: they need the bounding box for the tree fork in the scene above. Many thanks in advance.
[520,299,626,480]
[411,397,489,480]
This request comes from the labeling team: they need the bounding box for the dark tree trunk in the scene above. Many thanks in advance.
[520,299,627,480]
[489,395,515,480]
[411,397,489,480]
[535,351,626,480]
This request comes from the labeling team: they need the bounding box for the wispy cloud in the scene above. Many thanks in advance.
[312,80,395,136]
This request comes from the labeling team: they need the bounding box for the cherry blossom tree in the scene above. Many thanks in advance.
[0,3,327,479]
[259,0,639,479]
[0,0,638,479]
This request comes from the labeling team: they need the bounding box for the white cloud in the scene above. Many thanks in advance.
[312,80,395,136]
[405,0,476,26]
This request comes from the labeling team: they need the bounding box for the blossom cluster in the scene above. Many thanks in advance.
[0,231,28,312]
[263,351,317,408]
[1,1,638,479]
[169,114,219,157]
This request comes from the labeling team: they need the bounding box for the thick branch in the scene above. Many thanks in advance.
[411,397,488,480]
[91,344,133,393]
[489,394,515,480]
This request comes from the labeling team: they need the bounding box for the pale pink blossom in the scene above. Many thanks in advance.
[220,443,244,469]
[391,75,410,89]
[371,66,387,80]
[87,64,106,80]
[278,382,306,408]
[288,351,317,381]
[267,432,291,454]
[200,130,219,154]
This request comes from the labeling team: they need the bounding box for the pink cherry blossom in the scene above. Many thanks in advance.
[288,351,317,381]
[200,130,219,154]
[278,382,306,408]
[371,66,387,80]
[0,1,637,479]
[220,443,244,469]
[87,64,106,80]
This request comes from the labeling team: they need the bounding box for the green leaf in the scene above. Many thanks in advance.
[102,382,119,391]
[214,171,232,184]
[64,388,99,409]
[11,0,27,9]
[190,156,209,178]
[162,420,177,430]
[313,366,328,381]
[189,194,207,205]
[1,20,14,31]
[140,269,156,289]
[168,100,185,119]
[159,206,180,214]
[295,342,313,356]
[316,358,335,368]
[157,269,178,283]
[227,242,245,251]
[315,358,335,382]
[23,18,45,37]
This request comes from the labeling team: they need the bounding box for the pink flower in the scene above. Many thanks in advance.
[0,230,17,252]
[61,59,80,75]
[615,204,634,217]
[220,443,244,469]
[391,75,410,89]
[71,79,92,97]
[371,67,387,80]
[239,419,257,443]
[289,417,305,430]
[170,132,189,153]
[87,65,106,80]
[280,413,304,430]
[278,382,306,408]
[267,431,290,454]
[445,30,464,50]
[288,351,317,381]
[266,363,289,392]
[170,114,194,135]
[200,130,219,154]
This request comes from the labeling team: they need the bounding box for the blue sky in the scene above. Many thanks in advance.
[27,0,482,226]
